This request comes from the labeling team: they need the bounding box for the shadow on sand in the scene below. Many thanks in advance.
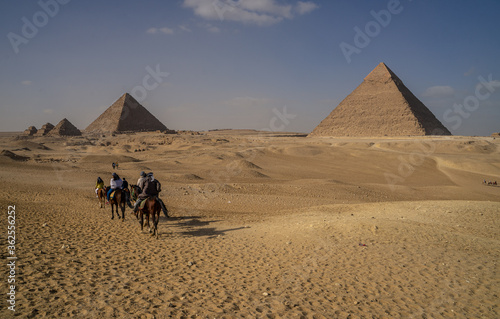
[162,215,246,238]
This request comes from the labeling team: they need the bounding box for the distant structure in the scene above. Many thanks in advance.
[85,93,168,133]
[48,118,81,136]
[24,126,37,136]
[35,123,55,136]
[309,63,452,137]
[492,133,500,137]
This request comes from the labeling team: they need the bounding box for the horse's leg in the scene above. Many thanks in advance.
[147,212,151,233]
[154,210,159,239]
[140,211,144,231]
[150,210,156,237]
[116,200,121,219]
[120,201,125,221]
[111,204,114,219]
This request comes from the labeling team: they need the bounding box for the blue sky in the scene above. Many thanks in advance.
[1,0,499,135]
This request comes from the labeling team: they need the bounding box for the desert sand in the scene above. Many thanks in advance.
[0,130,499,318]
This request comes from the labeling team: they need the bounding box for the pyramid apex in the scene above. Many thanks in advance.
[364,62,399,82]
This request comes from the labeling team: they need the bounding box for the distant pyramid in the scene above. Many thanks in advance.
[48,118,81,136]
[24,126,37,136]
[85,93,168,133]
[35,123,54,136]
[309,63,451,137]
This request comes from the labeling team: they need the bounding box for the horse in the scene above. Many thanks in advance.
[138,196,161,238]
[106,187,126,221]
[130,185,140,203]
[97,188,106,208]
[122,187,134,209]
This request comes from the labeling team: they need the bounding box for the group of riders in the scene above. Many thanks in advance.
[95,171,169,216]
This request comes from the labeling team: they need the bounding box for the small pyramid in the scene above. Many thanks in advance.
[48,118,81,136]
[24,126,37,136]
[35,123,55,136]
[85,93,168,133]
[309,63,451,137]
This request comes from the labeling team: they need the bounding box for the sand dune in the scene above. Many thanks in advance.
[0,130,499,318]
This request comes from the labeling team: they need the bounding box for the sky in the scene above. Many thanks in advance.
[1,0,499,136]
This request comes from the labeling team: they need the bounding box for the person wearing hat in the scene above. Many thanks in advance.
[107,172,123,203]
[136,171,148,193]
[133,171,169,217]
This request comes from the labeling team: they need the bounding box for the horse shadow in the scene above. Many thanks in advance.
[180,226,246,238]
[163,215,245,238]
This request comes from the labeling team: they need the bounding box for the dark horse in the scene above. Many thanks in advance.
[130,185,140,204]
[106,187,126,221]
[138,197,161,238]
[97,188,106,208]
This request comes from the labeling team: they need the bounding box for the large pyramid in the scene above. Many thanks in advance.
[85,93,168,133]
[48,118,81,136]
[309,63,451,137]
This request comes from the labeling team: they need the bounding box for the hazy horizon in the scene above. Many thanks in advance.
[1,0,499,136]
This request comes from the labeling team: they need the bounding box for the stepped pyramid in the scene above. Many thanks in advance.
[35,123,54,136]
[85,93,168,133]
[24,126,37,136]
[48,118,81,136]
[309,63,451,137]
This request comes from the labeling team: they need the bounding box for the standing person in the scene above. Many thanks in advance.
[115,162,119,169]
[95,177,104,197]
[112,162,116,170]
[107,172,123,204]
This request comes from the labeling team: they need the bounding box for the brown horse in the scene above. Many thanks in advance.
[130,185,140,204]
[97,188,106,208]
[107,187,126,221]
[138,197,161,238]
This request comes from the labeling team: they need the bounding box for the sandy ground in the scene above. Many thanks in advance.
[0,130,499,318]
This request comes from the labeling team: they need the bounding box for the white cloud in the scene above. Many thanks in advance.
[464,67,476,77]
[183,0,318,26]
[295,1,319,15]
[206,24,221,33]
[422,86,455,98]
[179,25,192,32]
[238,0,293,19]
[21,80,32,85]
[476,80,500,92]
[146,27,174,35]
[160,27,174,34]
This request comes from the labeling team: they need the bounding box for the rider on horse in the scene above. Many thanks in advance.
[133,172,169,217]
[121,177,133,205]
[107,172,123,204]
[136,171,148,193]
[95,177,104,197]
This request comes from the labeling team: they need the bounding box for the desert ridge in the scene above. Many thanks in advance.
[0,129,499,317]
